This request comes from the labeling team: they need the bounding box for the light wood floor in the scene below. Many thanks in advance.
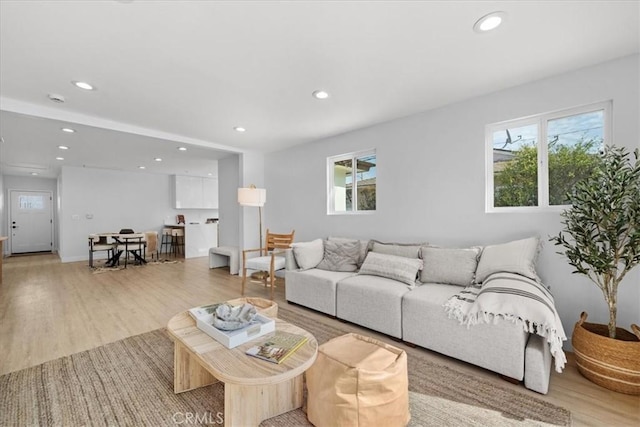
[0,253,638,426]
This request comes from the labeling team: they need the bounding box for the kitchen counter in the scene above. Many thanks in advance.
[164,223,218,258]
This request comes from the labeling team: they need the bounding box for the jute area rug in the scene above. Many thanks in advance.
[0,306,571,427]
[92,259,182,274]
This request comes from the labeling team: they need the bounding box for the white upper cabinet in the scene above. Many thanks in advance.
[174,175,218,209]
[201,177,219,209]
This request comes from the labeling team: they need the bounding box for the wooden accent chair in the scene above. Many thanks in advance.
[242,229,295,300]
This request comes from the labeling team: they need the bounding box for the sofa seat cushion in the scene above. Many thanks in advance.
[402,283,527,380]
[285,269,356,316]
[336,275,412,338]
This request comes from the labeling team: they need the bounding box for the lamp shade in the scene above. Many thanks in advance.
[238,187,266,207]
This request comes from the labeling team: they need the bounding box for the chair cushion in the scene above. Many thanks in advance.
[246,255,286,271]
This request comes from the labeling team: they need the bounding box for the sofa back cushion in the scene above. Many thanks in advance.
[420,246,482,286]
[368,240,425,259]
[358,252,423,286]
[475,237,541,283]
[317,239,361,272]
[291,239,324,270]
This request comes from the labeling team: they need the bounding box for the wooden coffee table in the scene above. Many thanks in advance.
[167,311,318,427]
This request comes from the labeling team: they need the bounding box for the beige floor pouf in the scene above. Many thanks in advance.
[306,333,410,427]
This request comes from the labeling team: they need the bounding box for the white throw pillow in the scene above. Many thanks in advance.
[475,237,541,283]
[368,240,425,259]
[420,246,482,286]
[358,252,423,286]
[291,239,324,270]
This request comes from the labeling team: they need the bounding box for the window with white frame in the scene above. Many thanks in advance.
[486,101,611,212]
[327,150,376,214]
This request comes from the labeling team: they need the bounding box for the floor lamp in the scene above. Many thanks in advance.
[238,185,267,282]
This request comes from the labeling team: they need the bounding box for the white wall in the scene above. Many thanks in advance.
[265,54,640,344]
[59,166,218,262]
[3,175,58,254]
[0,171,5,254]
[218,154,240,247]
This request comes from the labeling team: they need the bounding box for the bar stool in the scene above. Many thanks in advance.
[160,228,173,256]
[171,228,185,256]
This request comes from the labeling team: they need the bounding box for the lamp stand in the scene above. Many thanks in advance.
[250,205,269,282]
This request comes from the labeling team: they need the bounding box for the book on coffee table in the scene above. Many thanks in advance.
[245,331,308,364]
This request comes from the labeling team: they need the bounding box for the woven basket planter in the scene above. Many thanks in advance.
[572,312,640,395]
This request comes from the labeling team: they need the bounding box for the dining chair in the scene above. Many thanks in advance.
[242,229,295,300]
[88,234,115,268]
[144,231,159,260]
[114,231,146,268]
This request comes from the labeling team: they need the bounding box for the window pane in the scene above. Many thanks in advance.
[492,124,538,207]
[548,111,604,205]
[356,155,376,211]
[19,195,44,210]
[333,159,352,212]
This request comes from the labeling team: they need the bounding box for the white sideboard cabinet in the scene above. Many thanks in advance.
[174,175,219,209]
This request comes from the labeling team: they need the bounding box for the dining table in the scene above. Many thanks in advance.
[97,232,147,268]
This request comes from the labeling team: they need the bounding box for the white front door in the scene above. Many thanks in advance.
[9,190,53,254]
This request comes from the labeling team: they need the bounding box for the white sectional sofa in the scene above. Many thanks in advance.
[285,236,565,394]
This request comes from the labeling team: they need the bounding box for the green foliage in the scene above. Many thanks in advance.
[494,145,538,207]
[550,145,640,338]
[548,140,603,205]
[494,139,602,207]
[358,186,376,211]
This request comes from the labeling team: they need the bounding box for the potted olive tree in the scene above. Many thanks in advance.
[551,145,640,395]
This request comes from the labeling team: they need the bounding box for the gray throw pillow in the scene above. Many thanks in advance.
[358,252,423,286]
[475,237,541,283]
[291,239,324,270]
[419,246,482,286]
[317,239,360,272]
[368,240,425,259]
[328,236,369,266]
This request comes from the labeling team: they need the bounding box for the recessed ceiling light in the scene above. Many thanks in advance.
[207,173,213,176]
[72,80,96,91]
[234,126,246,132]
[31,172,38,176]
[138,166,146,169]
[61,127,76,133]
[58,145,69,150]
[56,157,64,161]
[473,11,506,33]
[312,90,330,99]
[178,147,187,151]
[154,158,162,162]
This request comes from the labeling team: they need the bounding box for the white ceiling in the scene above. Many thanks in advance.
[1,1,638,178]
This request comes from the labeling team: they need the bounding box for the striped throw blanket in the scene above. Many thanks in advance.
[444,272,567,372]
